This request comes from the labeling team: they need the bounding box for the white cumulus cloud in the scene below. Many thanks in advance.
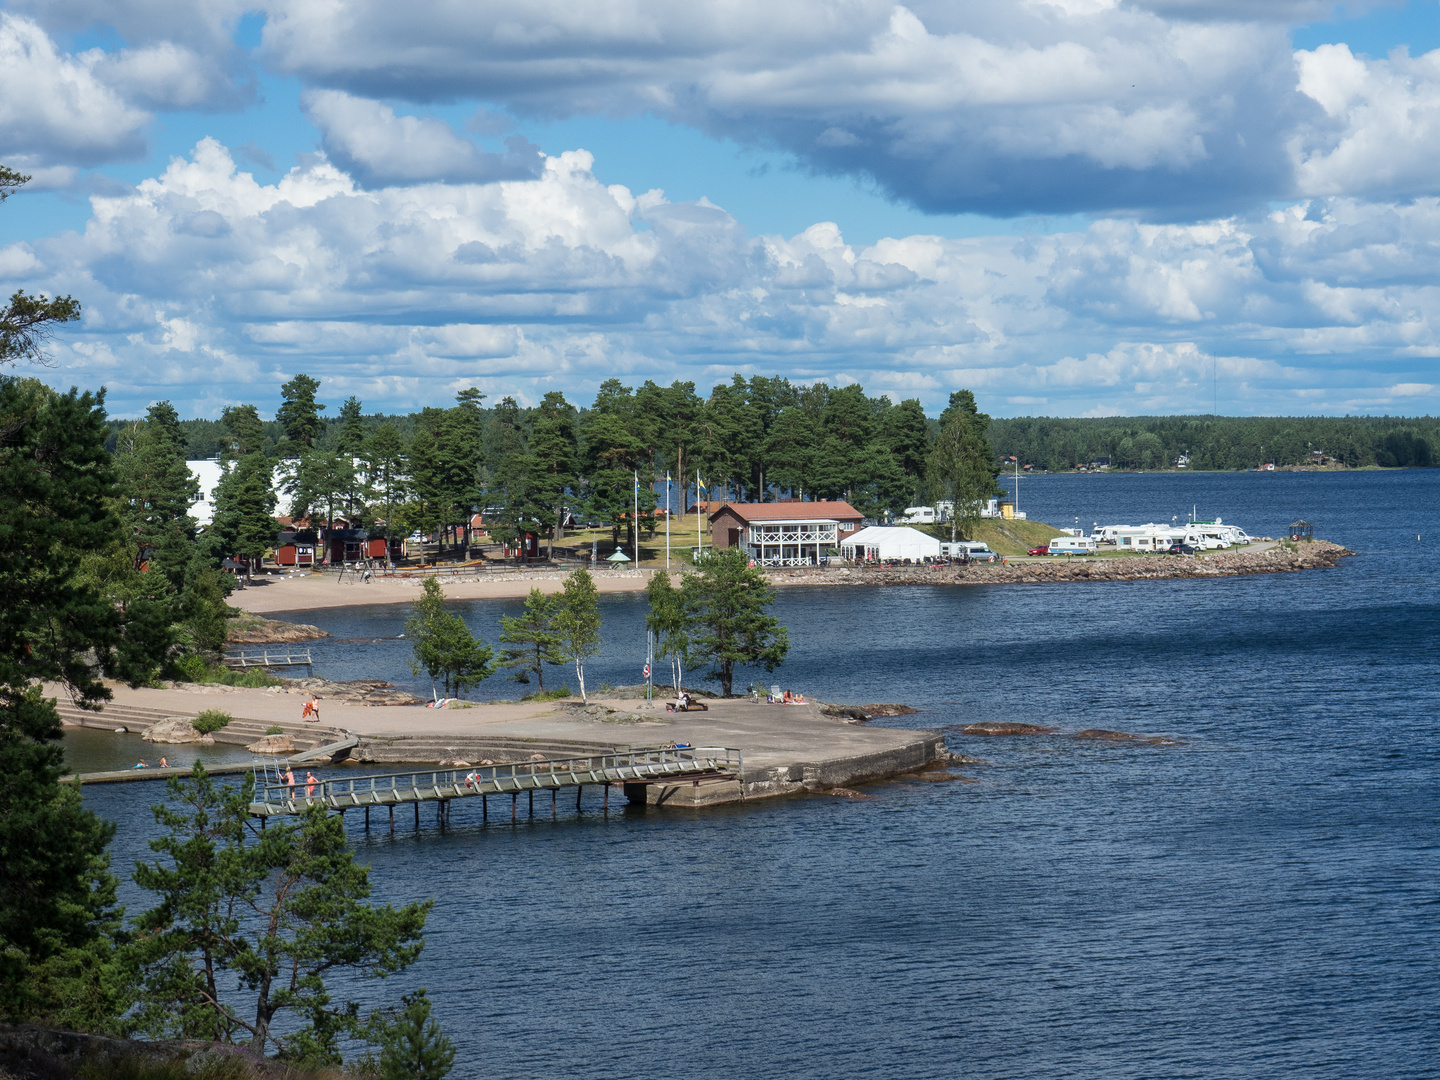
[7,137,1440,418]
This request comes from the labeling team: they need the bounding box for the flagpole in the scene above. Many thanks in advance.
[633,469,640,567]
[666,472,671,569]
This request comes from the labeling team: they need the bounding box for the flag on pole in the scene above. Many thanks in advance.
[697,473,707,496]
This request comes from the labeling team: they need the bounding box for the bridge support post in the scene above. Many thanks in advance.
[552,789,557,818]
[389,805,394,834]
[528,790,533,817]
[511,792,517,821]
[364,806,370,830]
[576,784,583,812]
[414,802,419,829]
[483,794,487,821]
[604,783,609,813]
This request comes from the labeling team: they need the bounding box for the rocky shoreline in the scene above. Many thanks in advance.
[765,540,1353,588]
[226,615,330,644]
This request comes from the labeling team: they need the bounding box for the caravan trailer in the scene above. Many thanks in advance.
[941,541,997,561]
[1048,536,1097,555]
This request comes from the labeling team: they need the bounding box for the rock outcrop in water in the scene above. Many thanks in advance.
[227,616,331,643]
[765,540,1354,589]
[960,722,1057,736]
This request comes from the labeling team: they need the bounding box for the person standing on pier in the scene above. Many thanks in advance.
[305,771,318,799]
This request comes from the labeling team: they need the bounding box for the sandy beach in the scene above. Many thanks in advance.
[233,568,658,613]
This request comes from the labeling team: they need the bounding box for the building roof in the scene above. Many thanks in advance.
[708,500,862,523]
[842,526,941,551]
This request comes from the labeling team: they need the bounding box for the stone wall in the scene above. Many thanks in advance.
[764,540,1353,589]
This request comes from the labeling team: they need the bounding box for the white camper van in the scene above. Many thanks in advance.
[940,541,997,561]
[1048,536,1097,555]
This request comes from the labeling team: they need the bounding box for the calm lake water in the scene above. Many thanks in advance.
[74,469,1440,1079]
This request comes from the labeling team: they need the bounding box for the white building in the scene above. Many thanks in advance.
[186,459,224,526]
[841,526,942,562]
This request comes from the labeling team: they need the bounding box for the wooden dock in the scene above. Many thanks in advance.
[248,746,744,823]
[222,648,314,670]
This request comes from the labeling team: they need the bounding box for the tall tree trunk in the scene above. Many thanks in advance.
[576,659,586,703]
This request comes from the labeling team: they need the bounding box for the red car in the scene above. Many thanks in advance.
[1027,545,1052,556]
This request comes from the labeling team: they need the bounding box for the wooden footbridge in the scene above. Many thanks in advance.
[249,746,744,828]
[222,648,314,670]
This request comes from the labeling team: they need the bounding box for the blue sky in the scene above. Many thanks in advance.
[3,0,1440,419]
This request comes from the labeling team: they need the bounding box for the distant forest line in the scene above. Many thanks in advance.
[984,415,1437,471]
[107,401,1439,476]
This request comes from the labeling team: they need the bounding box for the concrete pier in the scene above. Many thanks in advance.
[57,685,944,805]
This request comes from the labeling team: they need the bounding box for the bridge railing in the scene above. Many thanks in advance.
[254,746,742,811]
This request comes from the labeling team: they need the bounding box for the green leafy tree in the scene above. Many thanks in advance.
[681,548,789,696]
[206,452,278,579]
[553,567,602,702]
[220,404,266,459]
[375,988,456,1080]
[497,588,563,691]
[927,390,1001,542]
[645,571,690,693]
[763,405,818,499]
[131,765,432,1062]
[277,373,326,450]
[0,264,80,368]
[365,422,408,564]
[404,577,495,698]
[0,377,131,1024]
[584,389,646,549]
[529,391,579,558]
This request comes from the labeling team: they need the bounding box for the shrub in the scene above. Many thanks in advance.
[170,655,282,688]
[265,725,284,735]
[193,709,232,735]
[522,685,572,702]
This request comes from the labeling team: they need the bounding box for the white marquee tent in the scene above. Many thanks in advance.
[841,526,941,562]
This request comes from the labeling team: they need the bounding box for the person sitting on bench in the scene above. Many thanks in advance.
[674,692,709,712]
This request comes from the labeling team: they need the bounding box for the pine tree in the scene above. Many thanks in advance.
[0,170,81,366]
[681,548,788,696]
[277,373,326,450]
[529,391,579,558]
[497,588,563,691]
[928,390,1001,542]
[131,766,432,1060]
[376,989,456,1080]
[0,377,128,1022]
[553,567,602,702]
[365,422,407,564]
[207,452,277,579]
[404,577,494,697]
[220,403,266,459]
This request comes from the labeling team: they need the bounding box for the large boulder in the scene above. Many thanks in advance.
[246,734,296,754]
[141,718,214,745]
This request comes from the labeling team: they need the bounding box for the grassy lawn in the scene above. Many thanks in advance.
[918,517,1065,557]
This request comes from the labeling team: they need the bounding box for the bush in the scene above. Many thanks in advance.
[193,709,232,734]
[265,725,284,735]
[170,655,282,688]
[522,685,572,702]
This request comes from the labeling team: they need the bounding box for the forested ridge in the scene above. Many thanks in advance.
[988,414,1438,471]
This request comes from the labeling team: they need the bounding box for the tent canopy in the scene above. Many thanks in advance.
[842,526,941,560]
[606,549,632,562]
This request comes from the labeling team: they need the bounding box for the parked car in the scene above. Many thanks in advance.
[1027,545,1052,556]
[1170,543,1198,555]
